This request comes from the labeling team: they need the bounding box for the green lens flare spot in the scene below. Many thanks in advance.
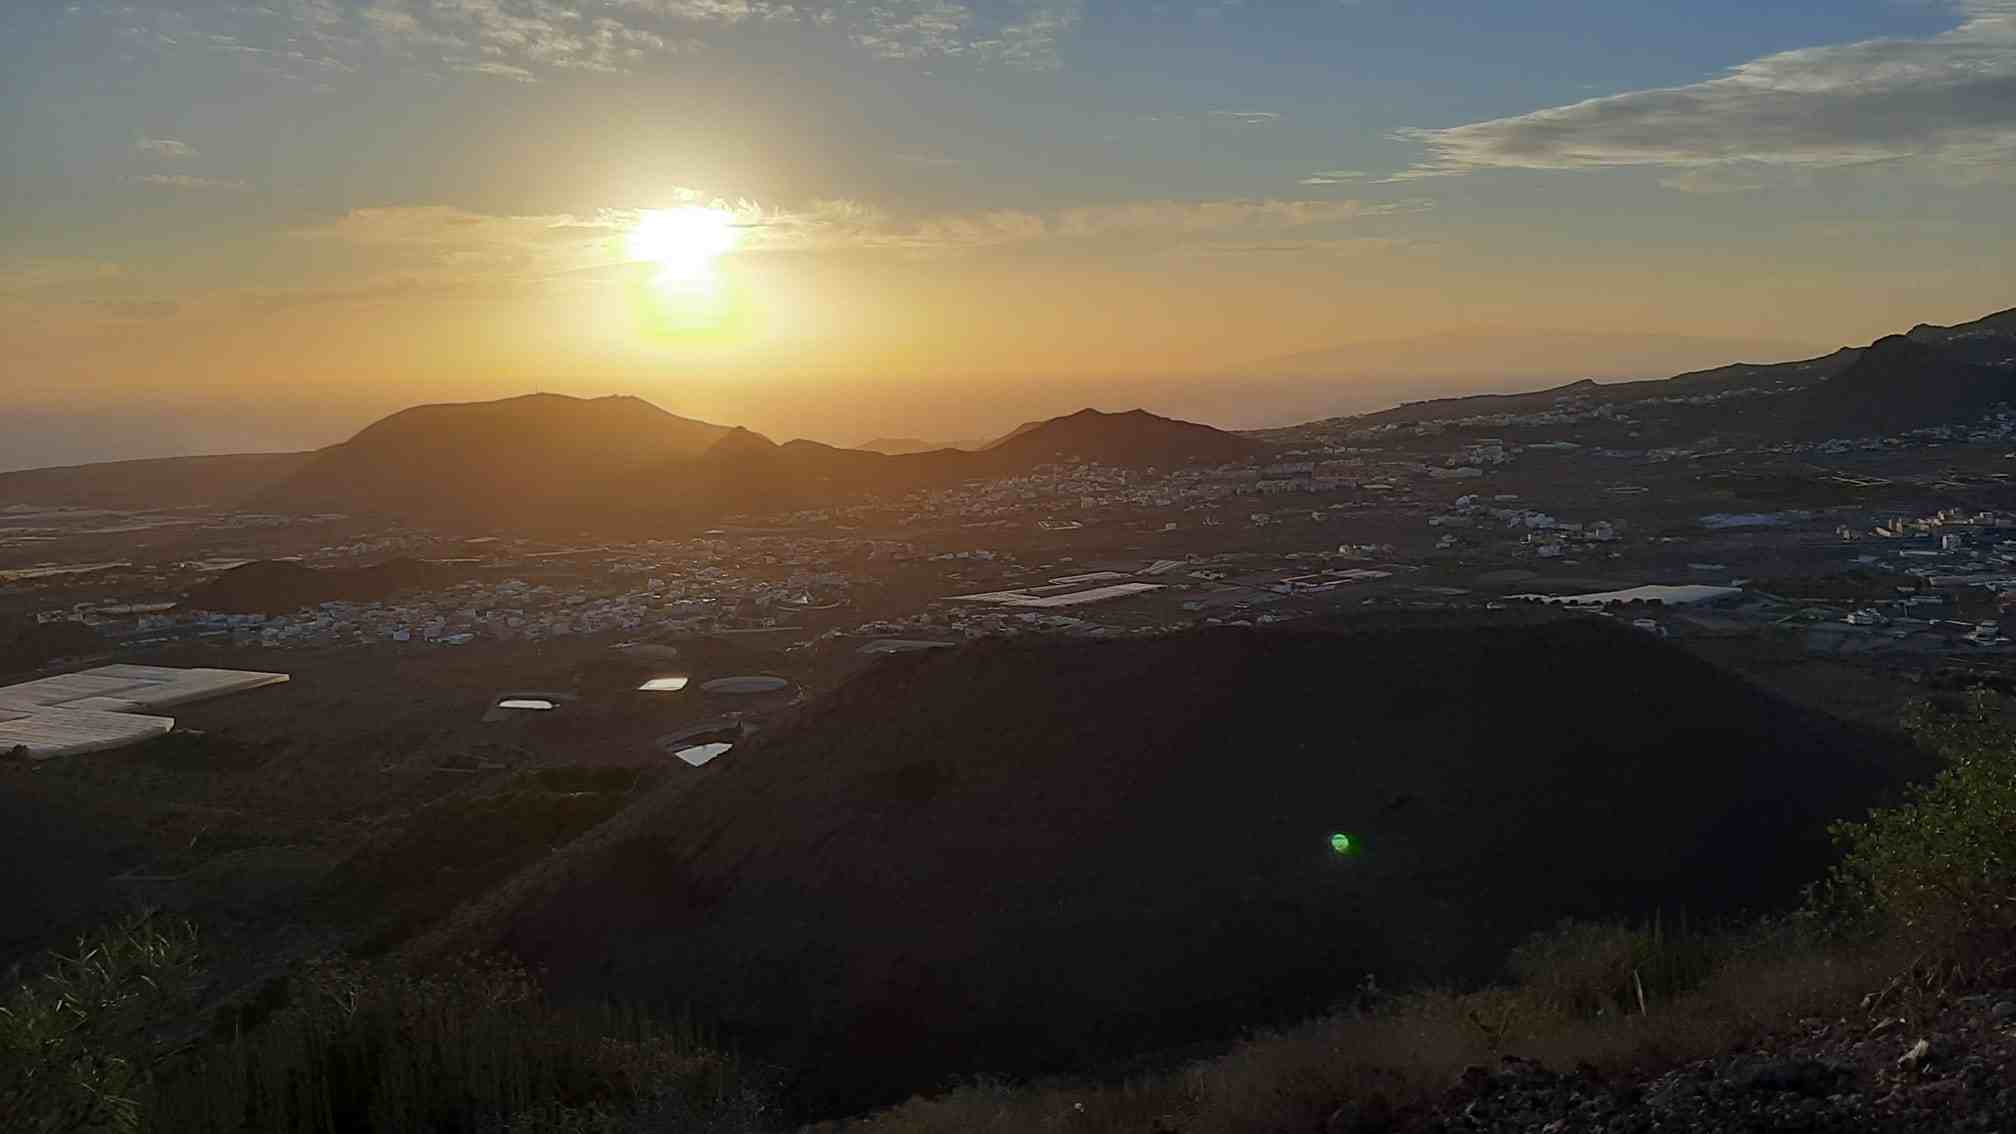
[1330,833,1354,854]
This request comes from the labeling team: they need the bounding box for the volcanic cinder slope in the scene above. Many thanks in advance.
[468,618,1926,1117]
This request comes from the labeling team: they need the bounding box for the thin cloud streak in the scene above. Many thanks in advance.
[134,173,254,191]
[262,194,1427,308]
[134,137,197,159]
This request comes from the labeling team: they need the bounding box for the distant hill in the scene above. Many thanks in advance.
[608,407,1264,529]
[1338,350,1861,429]
[239,398,1256,533]
[0,452,313,511]
[460,618,1924,1117]
[251,394,732,530]
[185,557,461,615]
[1238,329,1828,382]
[854,437,948,455]
[981,407,1262,467]
[1909,306,2016,359]
[974,418,1047,450]
[1779,333,2016,439]
[1290,305,2016,442]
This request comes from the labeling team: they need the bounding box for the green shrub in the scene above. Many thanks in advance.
[0,912,201,1134]
[4,917,760,1134]
[1826,692,2016,959]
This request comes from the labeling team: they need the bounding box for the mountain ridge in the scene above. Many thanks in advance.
[9,304,2014,518]
[1303,305,2015,436]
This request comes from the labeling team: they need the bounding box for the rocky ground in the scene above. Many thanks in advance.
[1395,991,2016,1132]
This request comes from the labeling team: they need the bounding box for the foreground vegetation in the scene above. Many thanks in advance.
[7,692,2015,1132]
[0,921,762,1133]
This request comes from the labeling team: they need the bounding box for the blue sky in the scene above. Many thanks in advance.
[2,1,2013,463]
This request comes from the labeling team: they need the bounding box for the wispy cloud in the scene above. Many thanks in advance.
[1656,167,1766,194]
[246,277,433,312]
[979,0,1081,71]
[134,173,253,191]
[288,205,636,281]
[604,0,794,24]
[0,258,185,321]
[846,0,1080,70]
[1298,170,1366,186]
[92,0,1080,81]
[0,258,131,300]
[450,59,538,80]
[724,194,1425,253]
[289,194,1425,278]
[1397,0,2016,178]
[1053,198,1410,238]
[134,137,196,159]
[94,298,183,320]
[1208,110,1280,126]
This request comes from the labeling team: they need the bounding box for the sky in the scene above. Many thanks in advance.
[3,0,2014,467]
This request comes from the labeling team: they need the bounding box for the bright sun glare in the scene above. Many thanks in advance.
[627,207,739,291]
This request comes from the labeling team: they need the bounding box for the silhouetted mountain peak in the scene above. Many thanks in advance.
[989,406,1262,467]
[706,426,780,458]
[254,393,734,530]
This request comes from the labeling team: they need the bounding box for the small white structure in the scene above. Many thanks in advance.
[674,742,734,767]
[0,665,289,760]
[0,706,175,759]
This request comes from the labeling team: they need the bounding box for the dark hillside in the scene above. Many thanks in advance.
[1905,304,2016,364]
[0,452,312,511]
[252,394,730,530]
[1346,351,1858,430]
[615,409,1261,528]
[853,437,939,455]
[1782,334,2016,438]
[979,407,1262,468]
[186,558,459,614]
[489,619,1926,1116]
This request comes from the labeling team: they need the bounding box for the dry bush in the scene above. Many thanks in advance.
[849,921,1910,1134]
[833,1076,1191,1134]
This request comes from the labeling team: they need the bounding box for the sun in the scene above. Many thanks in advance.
[627,207,740,290]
